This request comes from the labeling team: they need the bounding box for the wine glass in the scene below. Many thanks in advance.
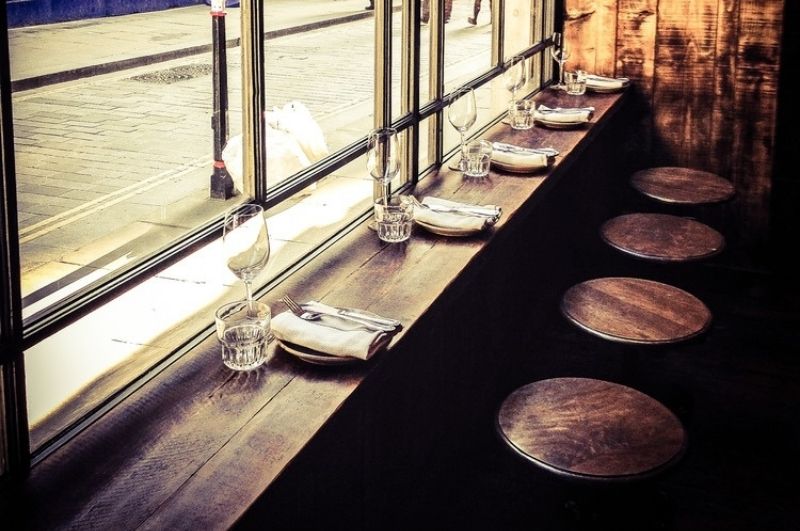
[504,55,527,107]
[366,127,400,206]
[223,203,270,303]
[447,87,477,172]
[550,32,571,90]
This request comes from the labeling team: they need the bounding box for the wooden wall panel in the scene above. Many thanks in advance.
[565,0,618,74]
[652,0,720,165]
[728,0,782,259]
[616,0,658,90]
[709,0,739,177]
[564,0,784,267]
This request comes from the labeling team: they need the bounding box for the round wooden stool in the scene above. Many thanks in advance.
[497,377,686,482]
[630,167,735,206]
[600,213,725,263]
[560,277,712,345]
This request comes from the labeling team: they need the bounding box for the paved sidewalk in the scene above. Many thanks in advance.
[8,0,376,83]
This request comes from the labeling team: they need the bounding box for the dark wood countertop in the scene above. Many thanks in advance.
[20,88,629,530]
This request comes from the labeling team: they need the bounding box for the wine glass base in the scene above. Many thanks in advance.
[550,83,567,91]
[448,157,466,172]
[367,218,378,231]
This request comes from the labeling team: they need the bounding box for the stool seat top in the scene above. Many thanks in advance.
[560,277,712,344]
[601,213,725,262]
[497,377,686,481]
[631,167,735,205]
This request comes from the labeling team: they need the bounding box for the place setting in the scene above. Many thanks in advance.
[533,104,594,129]
[585,74,630,93]
[273,295,402,366]
[401,194,501,237]
[491,142,558,174]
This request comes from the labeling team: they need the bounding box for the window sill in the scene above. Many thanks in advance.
[20,89,630,528]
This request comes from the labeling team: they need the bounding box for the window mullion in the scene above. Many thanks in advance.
[241,0,268,203]
[492,0,504,66]
[401,0,421,184]
[0,6,30,478]
[427,0,445,166]
[372,0,393,200]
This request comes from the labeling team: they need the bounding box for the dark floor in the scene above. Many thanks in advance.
[421,260,800,531]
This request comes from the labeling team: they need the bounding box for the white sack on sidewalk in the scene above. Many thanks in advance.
[221,101,329,194]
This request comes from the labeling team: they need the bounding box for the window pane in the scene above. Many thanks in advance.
[265,5,375,157]
[504,0,535,60]
[10,13,243,324]
[443,0,494,93]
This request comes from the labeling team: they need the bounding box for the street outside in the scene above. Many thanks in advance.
[9,1,495,315]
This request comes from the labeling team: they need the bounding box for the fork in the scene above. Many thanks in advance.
[281,295,397,332]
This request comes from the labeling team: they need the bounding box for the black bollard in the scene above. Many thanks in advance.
[210,0,234,199]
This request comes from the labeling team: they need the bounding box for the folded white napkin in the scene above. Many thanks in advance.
[491,146,549,172]
[534,105,592,123]
[585,74,630,90]
[272,304,391,360]
[414,196,500,231]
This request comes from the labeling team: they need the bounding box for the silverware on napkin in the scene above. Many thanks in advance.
[537,104,596,114]
[492,142,559,157]
[585,75,629,83]
[306,300,401,328]
[403,195,501,221]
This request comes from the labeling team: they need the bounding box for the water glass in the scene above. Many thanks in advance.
[565,70,587,95]
[508,99,534,130]
[463,140,493,178]
[215,299,271,371]
[373,197,413,243]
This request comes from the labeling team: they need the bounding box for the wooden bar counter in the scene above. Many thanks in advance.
[18,89,633,530]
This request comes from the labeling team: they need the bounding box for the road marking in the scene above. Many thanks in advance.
[19,156,212,243]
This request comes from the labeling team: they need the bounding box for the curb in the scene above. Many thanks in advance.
[12,9,383,92]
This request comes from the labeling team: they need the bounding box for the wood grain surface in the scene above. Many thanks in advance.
[560,277,712,344]
[600,212,725,262]
[497,377,686,480]
[630,166,736,205]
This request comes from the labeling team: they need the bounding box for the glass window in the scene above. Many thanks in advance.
[1,0,557,470]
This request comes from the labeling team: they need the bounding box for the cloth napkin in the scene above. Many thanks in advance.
[414,196,500,231]
[491,144,550,172]
[585,74,630,91]
[534,105,593,123]
[272,303,395,360]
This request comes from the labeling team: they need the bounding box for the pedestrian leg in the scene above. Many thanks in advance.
[468,0,480,25]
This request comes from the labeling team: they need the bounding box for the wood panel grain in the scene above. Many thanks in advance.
[728,0,782,264]
[616,0,658,89]
[709,0,739,177]
[565,0,618,74]
[652,0,720,165]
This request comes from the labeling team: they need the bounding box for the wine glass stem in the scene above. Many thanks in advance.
[244,279,254,302]
[559,60,565,86]
[459,130,466,169]
[383,182,390,206]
